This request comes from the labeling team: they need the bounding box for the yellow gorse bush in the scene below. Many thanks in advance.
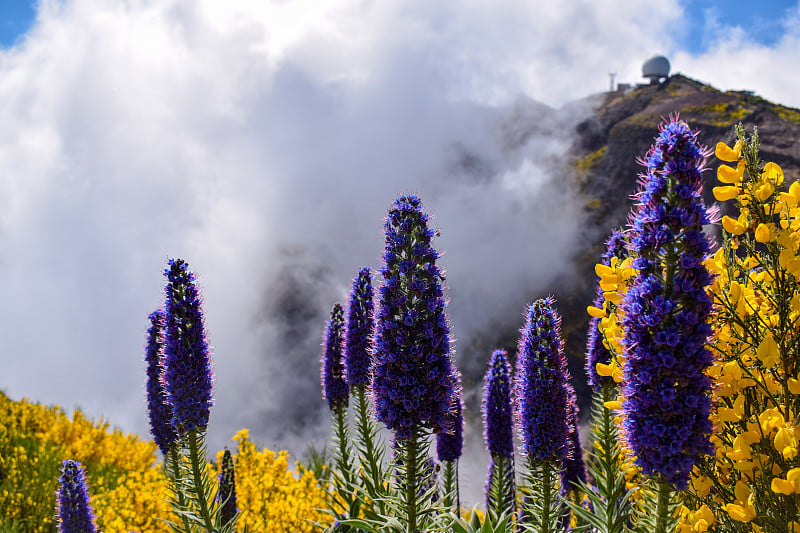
[216,429,332,532]
[0,392,334,532]
[677,127,800,532]
[0,391,171,532]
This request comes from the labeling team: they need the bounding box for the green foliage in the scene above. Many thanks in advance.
[567,384,634,533]
[517,458,565,533]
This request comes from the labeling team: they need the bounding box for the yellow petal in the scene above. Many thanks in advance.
[775,426,798,451]
[764,162,784,186]
[596,362,615,377]
[787,467,800,485]
[771,477,796,495]
[604,400,622,410]
[755,182,775,202]
[757,335,780,367]
[725,503,756,522]
[789,378,800,395]
[722,215,747,235]
[587,305,605,318]
[715,142,741,162]
[734,480,752,502]
[713,185,738,201]
[755,223,772,243]
[718,164,742,184]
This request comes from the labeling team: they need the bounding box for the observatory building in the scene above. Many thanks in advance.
[642,55,670,84]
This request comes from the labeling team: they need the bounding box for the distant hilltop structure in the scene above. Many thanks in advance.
[610,55,671,93]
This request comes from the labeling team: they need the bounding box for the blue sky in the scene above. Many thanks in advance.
[682,0,798,51]
[0,0,35,48]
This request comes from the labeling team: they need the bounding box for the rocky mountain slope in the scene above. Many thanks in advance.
[466,74,800,416]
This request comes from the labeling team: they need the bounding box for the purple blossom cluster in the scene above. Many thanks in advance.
[372,195,458,440]
[344,267,374,389]
[144,309,176,456]
[621,117,715,489]
[321,303,349,410]
[218,448,237,526]
[560,385,586,494]
[585,230,628,386]
[56,460,98,533]
[515,297,573,463]
[436,373,464,463]
[483,349,514,458]
[483,349,516,514]
[162,258,214,434]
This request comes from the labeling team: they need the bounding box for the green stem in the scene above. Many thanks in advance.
[356,386,383,491]
[168,445,193,533]
[601,382,616,533]
[541,462,552,533]
[654,478,672,533]
[335,404,353,485]
[441,461,454,509]
[455,459,460,517]
[187,428,215,531]
[405,430,418,533]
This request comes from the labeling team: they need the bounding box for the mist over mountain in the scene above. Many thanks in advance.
[253,71,800,456]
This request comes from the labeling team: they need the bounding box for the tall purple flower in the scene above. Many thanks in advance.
[162,258,214,434]
[372,195,458,440]
[144,309,176,455]
[344,267,374,389]
[321,303,348,410]
[561,385,587,494]
[436,376,463,463]
[483,350,514,458]
[483,349,515,517]
[515,297,572,462]
[621,117,715,490]
[56,460,98,533]
[218,448,237,527]
[586,230,628,387]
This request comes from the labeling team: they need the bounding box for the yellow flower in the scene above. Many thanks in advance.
[763,162,784,186]
[756,335,780,368]
[755,223,773,243]
[715,141,742,162]
[771,476,796,495]
[587,305,605,318]
[725,502,756,522]
[722,215,747,235]
[713,185,738,201]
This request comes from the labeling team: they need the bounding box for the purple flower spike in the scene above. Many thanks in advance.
[483,349,516,517]
[483,350,514,458]
[515,297,572,463]
[344,267,374,389]
[144,309,176,456]
[218,448,237,526]
[162,258,214,434]
[321,303,349,410]
[621,117,715,490]
[56,460,98,533]
[561,385,587,494]
[436,372,464,462]
[372,195,458,440]
[586,230,628,386]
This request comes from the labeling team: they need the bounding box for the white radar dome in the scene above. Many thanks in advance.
[642,55,670,82]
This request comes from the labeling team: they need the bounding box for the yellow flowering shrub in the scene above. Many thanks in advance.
[216,429,333,532]
[680,127,800,531]
[0,391,171,533]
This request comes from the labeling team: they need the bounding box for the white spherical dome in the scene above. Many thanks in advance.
[643,55,670,79]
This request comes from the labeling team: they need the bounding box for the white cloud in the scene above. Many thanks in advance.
[672,2,800,107]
